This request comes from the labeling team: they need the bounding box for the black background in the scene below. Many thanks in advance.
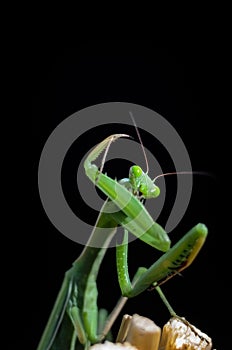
[30,41,228,349]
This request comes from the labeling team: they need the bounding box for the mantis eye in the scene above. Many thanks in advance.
[130,165,143,178]
[140,184,160,198]
[152,185,160,198]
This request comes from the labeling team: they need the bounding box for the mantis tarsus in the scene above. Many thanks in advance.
[37,131,208,350]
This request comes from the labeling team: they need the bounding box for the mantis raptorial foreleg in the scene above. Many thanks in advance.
[84,134,171,253]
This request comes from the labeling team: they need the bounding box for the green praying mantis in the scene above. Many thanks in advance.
[37,126,208,350]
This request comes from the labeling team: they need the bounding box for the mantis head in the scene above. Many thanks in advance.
[129,165,160,199]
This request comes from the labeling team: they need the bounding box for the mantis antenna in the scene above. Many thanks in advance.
[129,111,149,174]
[153,171,212,183]
[129,112,195,183]
[129,112,210,185]
[153,171,194,183]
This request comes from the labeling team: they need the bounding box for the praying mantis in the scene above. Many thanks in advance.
[36,128,208,350]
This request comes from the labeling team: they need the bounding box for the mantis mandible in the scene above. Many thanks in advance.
[36,128,208,350]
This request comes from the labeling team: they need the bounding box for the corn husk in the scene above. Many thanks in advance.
[159,316,213,350]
